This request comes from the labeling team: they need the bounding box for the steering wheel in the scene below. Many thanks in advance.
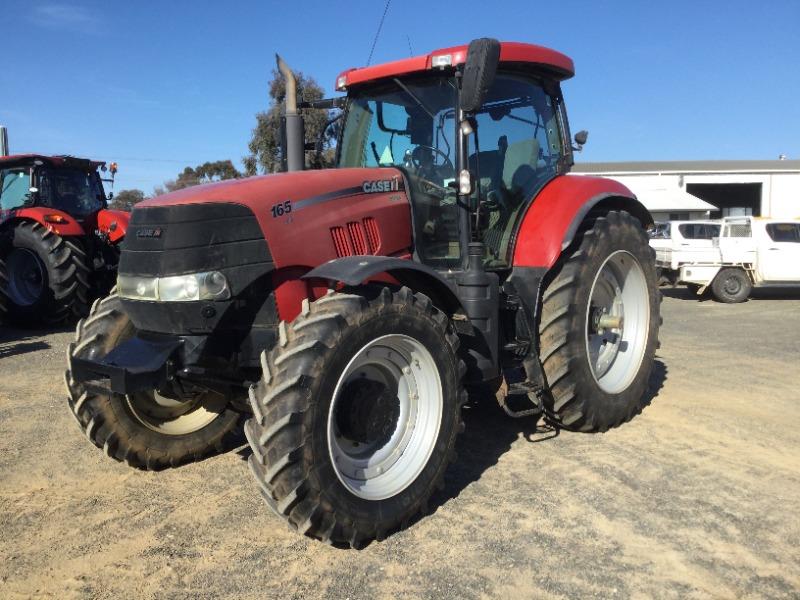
[410,145,454,174]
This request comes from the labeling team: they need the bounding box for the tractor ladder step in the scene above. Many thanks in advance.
[499,381,544,419]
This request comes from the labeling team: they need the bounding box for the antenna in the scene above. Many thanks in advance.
[406,34,414,57]
[366,0,392,66]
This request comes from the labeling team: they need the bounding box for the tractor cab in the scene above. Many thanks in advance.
[0,155,113,222]
[335,65,571,270]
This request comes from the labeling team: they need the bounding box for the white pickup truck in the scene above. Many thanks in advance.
[678,217,800,302]
[650,220,721,285]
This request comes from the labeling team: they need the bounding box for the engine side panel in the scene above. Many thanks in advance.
[511,175,642,268]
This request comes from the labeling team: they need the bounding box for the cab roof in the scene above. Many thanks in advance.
[0,154,105,169]
[336,41,574,91]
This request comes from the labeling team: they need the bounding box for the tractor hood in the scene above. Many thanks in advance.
[132,167,412,269]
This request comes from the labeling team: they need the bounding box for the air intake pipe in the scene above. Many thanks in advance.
[276,54,305,172]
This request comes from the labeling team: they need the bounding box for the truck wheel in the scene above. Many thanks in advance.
[711,268,751,303]
[538,211,660,432]
[65,293,244,470]
[4,221,90,325]
[245,287,466,547]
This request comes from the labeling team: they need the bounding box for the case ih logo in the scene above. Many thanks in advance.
[136,227,163,238]
[362,177,400,194]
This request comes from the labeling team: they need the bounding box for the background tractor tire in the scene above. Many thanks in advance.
[0,256,7,323]
[65,293,244,470]
[4,221,90,325]
[711,268,751,303]
[538,210,660,432]
[245,287,467,548]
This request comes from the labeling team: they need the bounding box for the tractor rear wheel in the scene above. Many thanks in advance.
[3,221,90,325]
[0,256,8,322]
[65,292,244,470]
[245,287,466,547]
[538,211,660,432]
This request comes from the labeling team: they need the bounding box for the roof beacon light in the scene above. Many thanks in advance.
[431,54,452,69]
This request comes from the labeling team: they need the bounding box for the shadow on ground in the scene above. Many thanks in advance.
[661,285,800,302]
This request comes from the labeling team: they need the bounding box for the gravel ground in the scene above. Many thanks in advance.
[1,288,799,599]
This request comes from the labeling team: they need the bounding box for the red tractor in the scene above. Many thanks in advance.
[0,154,129,325]
[66,39,660,547]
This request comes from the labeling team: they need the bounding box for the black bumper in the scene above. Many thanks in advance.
[71,336,182,395]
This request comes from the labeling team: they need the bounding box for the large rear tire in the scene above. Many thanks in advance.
[245,287,466,547]
[65,293,244,470]
[538,211,660,432]
[3,221,90,325]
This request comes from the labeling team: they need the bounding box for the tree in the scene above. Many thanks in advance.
[243,68,337,175]
[110,189,146,212]
[153,160,242,196]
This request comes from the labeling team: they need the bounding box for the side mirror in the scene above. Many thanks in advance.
[573,130,588,151]
[459,38,501,114]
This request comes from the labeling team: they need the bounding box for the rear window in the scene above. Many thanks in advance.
[678,223,720,239]
[766,223,800,243]
[726,222,752,238]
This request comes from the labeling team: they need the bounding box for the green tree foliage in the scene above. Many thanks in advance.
[109,188,145,212]
[243,68,337,175]
[153,160,242,196]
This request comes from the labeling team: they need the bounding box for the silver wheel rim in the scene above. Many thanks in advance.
[7,248,45,306]
[327,334,443,501]
[126,390,225,435]
[585,250,650,394]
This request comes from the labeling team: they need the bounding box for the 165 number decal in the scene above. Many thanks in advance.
[271,200,292,218]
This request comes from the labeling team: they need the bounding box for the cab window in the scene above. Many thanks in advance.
[766,223,800,243]
[0,168,32,210]
[471,74,563,267]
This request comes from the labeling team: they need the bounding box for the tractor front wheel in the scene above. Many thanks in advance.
[538,211,660,432]
[245,287,466,547]
[65,292,244,469]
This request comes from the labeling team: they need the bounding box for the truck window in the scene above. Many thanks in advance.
[0,168,31,210]
[766,223,800,243]
[678,223,720,239]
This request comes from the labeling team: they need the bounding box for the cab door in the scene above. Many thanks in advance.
[758,222,800,282]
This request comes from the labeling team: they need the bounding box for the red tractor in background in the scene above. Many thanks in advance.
[66,39,660,547]
[0,152,129,325]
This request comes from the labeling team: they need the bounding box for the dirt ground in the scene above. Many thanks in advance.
[1,288,799,599]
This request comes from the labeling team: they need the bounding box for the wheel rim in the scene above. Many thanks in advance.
[723,275,741,295]
[126,390,226,435]
[328,334,443,501]
[7,248,45,306]
[585,250,650,394]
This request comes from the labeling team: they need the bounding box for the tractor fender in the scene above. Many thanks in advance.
[303,255,463,315]
[512,175,652,269]
[4,207,85,237]
[96,209,130,243]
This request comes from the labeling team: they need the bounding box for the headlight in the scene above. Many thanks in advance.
[117,271,231,302]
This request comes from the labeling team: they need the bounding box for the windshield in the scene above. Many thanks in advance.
[338,76,457,176]
[39,167,105,217]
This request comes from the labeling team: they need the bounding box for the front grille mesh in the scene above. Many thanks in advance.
[331,218,382,257]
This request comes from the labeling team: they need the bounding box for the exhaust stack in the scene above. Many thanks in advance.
[0,126,8,157]
[276,54,305,172]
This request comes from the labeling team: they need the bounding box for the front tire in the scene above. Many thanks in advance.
[711,268,751,303]
[538,211,660,432]
[245,287,466,547]
[65,293,244,470]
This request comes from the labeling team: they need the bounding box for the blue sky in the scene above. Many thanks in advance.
[2,0,798,193]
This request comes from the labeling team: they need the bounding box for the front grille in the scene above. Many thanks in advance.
[120,202,271,276]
